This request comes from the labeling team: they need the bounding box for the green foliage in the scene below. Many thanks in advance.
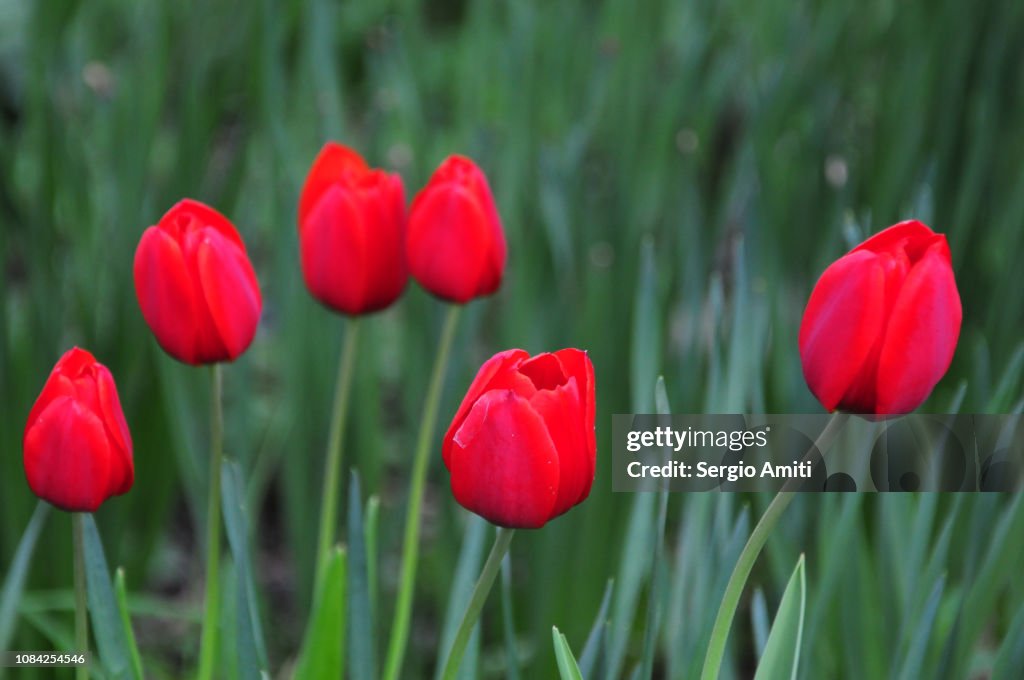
[551,626,584,680]
[82,514,141,680]
[753,555,806,680]
[294,547,347,680]
[1,0,1024,677]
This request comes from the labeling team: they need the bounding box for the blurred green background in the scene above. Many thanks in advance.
[2,0,1024,677]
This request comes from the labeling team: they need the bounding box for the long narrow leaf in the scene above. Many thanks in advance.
[347,472,376,680]
[753,554,806,680]
[222,460,269,678]
[434,515,488,680]
[0,501,49,672]
[294,547,347,679]
[113,569,145,680]
[82,514,137,679]
[578,579,614,678]
[552,626,584,680]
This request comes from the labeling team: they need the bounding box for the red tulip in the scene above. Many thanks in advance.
[443,348,596,528]
[799,220,962,415]
[407,155,506,303]
[134,199,262,365]
[23,348,134,512]
[298,143,408,314]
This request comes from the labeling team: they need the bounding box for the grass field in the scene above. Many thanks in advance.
[2,0,1024,677]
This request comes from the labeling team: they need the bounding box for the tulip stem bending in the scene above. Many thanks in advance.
[72,513,88,680]
[383,305,461,680]
[440,527,516,680]
[700,411,848,680]
[314,319,361,592]
[197,365,224,680]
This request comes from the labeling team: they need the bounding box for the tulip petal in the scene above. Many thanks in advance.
[358,173,409,312]
[448,390,559,529]
[298,143,369,228]
[875,244,962,414]
[853,220,938,258]
[300,184,371,313]
[799,250,886,412]
[24,397,112,513]
[407,184,494,303]
[133,226,203,364]
[442,349,530,468]
[95,364,134,496]
[530,377,591,517]
[196,228,263,362]
[519,352,568,390]
[553,348,596,501]
[163,198,246,251]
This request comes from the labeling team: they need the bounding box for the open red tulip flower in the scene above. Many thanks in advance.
[443,349,596,529]
[298,142,408,314]
[23,348,134,513]
[133,199,262,365]
[799,220,962,415]
[407,155,507,303]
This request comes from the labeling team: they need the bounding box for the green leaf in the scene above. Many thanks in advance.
[753,554,806,680]
[82,514,138,679]
[578,579,614,678]
[113,569,145,680]
[221,460,270,679]
[630,237,661,414]
[0,502,49,679]
[347,472,376,680]
[294,547,348,680]
[434,515,488,680]
[992,597,1024,680]
[639,377,672,679]
[896,575,945,680]
[500,555,520,680]
[364,494,380,626]
[552,626,584,680]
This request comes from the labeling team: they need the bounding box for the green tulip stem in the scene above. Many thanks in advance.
[197,364,224,680]
[383,304,462,680]
[313,319,361,593]
[72,513,88,680]
[440,527,516,680]
[700,411,849,680]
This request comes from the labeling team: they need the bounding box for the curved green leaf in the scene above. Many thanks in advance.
[552,626,584,680]
[753,554,806,680]
[222,460,269,679]
[0,502,50,679]
[82,514,138,680]
[294,547,347,680]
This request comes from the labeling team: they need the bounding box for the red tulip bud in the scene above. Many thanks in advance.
[407,155,507,303]
[799,220,962,415]
[133,199,263,365]
[443,349,596,528]
[23,348,134,512]
[298,143,408,314]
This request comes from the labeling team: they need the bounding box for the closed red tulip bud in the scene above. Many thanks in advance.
[134,199,262,365]
[407,155,507,303]
[298,143,408,314]
[23,348,134,512]
[443,348,596,528]
[799,220,962,415]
